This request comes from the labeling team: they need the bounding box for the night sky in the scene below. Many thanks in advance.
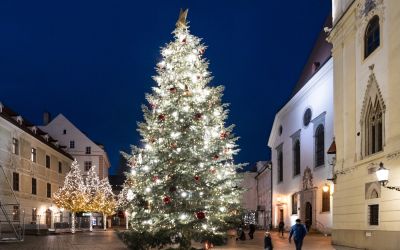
[0,0,331,174]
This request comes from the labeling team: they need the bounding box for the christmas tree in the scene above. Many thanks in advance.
[122,9,243,248]
[53,160,87,233]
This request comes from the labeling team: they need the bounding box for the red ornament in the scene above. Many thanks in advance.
[169,87,177,93]
[170,143,177,149]
[196,211,205,220]
[163,196,171,204]
[158,114,166,121]
[220,131,229,139]
[213,155,219,160]
[152,176,159,182]
[194,175,200,182]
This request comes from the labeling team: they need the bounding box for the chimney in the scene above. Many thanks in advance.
[43,112,51,125]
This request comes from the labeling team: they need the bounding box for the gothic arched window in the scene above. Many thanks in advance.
[315,124,325,167]
[365,16,380,58]
[365,98,383,155]
[293,140,300,176]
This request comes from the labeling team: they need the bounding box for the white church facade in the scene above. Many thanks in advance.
[268,20,335,234]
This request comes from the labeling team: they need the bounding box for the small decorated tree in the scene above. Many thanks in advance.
[85,166,100,232]
[53,160,87,233]
[96,177,117,230]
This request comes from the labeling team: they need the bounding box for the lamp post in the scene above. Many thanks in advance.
[376,162,400,191]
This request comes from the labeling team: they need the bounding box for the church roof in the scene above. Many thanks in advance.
[291,15,332,97]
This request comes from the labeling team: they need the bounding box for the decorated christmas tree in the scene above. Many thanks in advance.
[53,160,87,233]
[122,9,243,248]
[96,177,117,230]
[85,166,100,231]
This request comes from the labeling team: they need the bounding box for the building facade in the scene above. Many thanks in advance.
[255,161,272,229]
[268,21,334,234]
[0,102,73,229]
[40,114,110,179]
[328,0,400,249]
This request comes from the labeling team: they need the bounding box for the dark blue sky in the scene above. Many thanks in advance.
[0,0,331,174]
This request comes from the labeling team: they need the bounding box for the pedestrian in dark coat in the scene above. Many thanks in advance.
[264,231,273,250]
[289,219,307,250]
[248,223,256,239]
[278,220,285,237]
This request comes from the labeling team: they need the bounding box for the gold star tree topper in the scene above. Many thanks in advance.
[176,8,189,28]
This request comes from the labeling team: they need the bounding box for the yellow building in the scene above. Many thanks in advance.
[0,102,73,230]
[328,0,400,249]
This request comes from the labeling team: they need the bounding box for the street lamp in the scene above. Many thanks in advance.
[376,162,400,191]
[322,183,330,193]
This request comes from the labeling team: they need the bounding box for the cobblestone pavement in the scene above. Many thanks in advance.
[0,230,127,250]
[215,230,336,250]
[0,229,358,250]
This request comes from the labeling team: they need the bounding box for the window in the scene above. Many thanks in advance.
[32,178,37,195]
[32,208,37,222]
[86,146,91,154]
[84,161,92,171]
[31,148,37,162]
[365,98,383,155]
[369,204,379,225]
[13,206,19,221]
[63,129,67,134]
[315,124,325,167]
[46,155,51,168]
[277,150,283,183]
[365,16,380,58]
[278,125,283,136]
[58,161,62,174]
[70,140,75,149]
[322,187,330,212]
[293,140,300,176]
[13,172,19,191]
[303,108,312,127]
[47,183,51,198]
[12,138,19,155]
[291,194,298,214]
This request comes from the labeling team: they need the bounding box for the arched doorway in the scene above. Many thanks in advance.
[45,209,52,228]
[305,202,312,231]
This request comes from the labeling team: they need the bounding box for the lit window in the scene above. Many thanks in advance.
[365,16,380,58]
[13,206,19,221]
[322,187,330,212]
[12,138,19,155]
[32,208,37,222]
[292,194,298,214]
[31,148,37,162]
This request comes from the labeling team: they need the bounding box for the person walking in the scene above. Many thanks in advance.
[278,220,285,238]
[264,231,273,250]
[289,219,307,250]
[248,223,256,239]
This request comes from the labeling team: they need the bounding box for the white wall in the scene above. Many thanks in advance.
[268,59,334,231]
